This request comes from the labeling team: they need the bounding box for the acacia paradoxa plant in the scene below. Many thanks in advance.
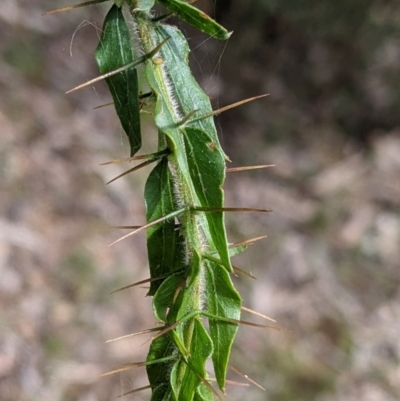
[46,1,277,399]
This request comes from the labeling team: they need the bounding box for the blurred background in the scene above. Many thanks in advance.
[1,0,399,400]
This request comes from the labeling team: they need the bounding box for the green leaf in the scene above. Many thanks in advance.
[153,25,227,157]
[183,127,231,272]
[205,261,241,392]
[151,384,173,401]
[139,43,193,193]
[145,159,181,295]
[167,251,213,401]
[147,335,177,391]
[181,320,213,400]
[171,320,213,401]
[153,272,185,322]
[170,362,180,401]
[156,0,231,40]
[194,383,214,401]
[95,5,141,156]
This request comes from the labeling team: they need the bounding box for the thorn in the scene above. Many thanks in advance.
[203,253,233,273]
[160,109,199,129]
[208,378,250,387]
[101,362,145,377]
[197,375,224,401]
[241,306,276,323]
[42,0,109,16]
[229,235,267,249]
[225,380,250,387]
[188,94,269,124]
[213,94,269,116]
[66,38,169,94]
[227,164,275,173]
[193,207,272,213]
[66,66,126,94]
[101,355,177,377]
[108,208,185,246]
[172,109,198,128]
[105,327,164,343]
[229,365,266,391]
[141,320,182,346]
[100,149,169,166]
[106,159,156,184]
[204,254,253,277]
[234,319,282,331]
[117,385,151,398]
[204,312,282,331]
[93,101,114,110]
[232,266,256,280]
[110,274,172,294]
[93,91,152,111]
[98,225,142,231]
[173,278,186,303]
[183,359,224,401]
[222,207,272,213]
